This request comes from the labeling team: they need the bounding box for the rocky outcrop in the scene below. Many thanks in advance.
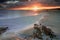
[0,27,8,34]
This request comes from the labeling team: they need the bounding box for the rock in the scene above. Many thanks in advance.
[32,24,43,39]
[0,27,8,34]
[42,25,56,39]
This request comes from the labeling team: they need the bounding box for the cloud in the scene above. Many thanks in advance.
[0,0,7,3]
[54,0,60,5]
[38,0,60,6]
[54,0,60,2]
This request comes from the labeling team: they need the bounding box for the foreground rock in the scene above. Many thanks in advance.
[0,27,8,34]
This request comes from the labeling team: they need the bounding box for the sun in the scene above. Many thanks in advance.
[32,6,40,11]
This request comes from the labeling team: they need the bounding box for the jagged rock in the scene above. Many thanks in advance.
[0,27,8,34]
[32,24,43,40]
[42,25,56,38]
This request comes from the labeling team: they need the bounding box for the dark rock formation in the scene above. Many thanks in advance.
[33,24,43,39]
[42,25,56,40]
[0,27,8,34]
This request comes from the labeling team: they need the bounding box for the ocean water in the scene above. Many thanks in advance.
[0,10,60,40]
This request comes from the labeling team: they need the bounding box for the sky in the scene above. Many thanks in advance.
[0,0,7,3]
[0,0,60,3]
[0,0,60,6]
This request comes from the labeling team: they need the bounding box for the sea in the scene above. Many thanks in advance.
[0,10,60,40]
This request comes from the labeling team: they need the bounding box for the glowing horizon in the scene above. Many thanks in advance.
[8,6,60,10]
[7,3,60,11]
